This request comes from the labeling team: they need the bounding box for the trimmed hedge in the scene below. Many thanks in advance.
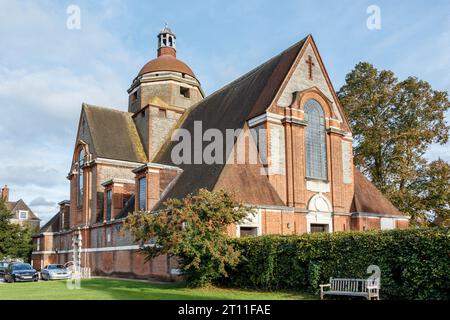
[219,228,449,300]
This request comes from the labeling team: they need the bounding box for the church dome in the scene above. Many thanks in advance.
[137,24,196,79]
[138,54,196,78]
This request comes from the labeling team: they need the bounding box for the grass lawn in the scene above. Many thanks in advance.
[0,277,316,300]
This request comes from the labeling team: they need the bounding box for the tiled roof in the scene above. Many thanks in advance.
[352,168,402,216]
[38,211,61,233]
[6,199,40,220]
[83,104,147,163]
[153,36,308,207]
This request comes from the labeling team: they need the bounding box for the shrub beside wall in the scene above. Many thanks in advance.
[220,228,449,300]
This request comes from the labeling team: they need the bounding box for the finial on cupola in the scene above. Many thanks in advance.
[157,23,176,57]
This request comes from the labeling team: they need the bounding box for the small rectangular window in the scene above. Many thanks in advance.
[180,86,190,98]
[138,177,147,211]
[106,190,112,221]
[19,210,28,220]
[310,224,328,233]
[239,227,258,237]
[158,109,166,118]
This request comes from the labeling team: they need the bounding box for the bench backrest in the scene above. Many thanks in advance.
[330,278,378,292]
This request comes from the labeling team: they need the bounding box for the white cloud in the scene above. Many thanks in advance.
[0,0,140,225]
[30,196,56,207]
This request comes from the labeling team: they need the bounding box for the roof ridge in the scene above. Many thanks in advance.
[199,36,308,105]
[37,211,60,234]
[83,103,132,115]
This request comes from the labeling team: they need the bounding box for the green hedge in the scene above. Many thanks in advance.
[219,228,449,300]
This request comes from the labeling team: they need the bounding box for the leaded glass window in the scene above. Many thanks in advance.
[138,177,146,211]
[305,99,327,180]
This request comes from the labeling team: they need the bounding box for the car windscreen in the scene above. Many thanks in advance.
[48,265,65,269]
[12,264,33,271]
[0,262,8,268]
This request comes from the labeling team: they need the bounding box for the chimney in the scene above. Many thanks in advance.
[1,185,9,202]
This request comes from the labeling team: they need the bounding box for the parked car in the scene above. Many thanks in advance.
[40,264,72,280]
[4,263,39,283]
[0,261,9,277]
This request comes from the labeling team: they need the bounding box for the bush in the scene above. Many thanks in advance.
[219,228,449,300]
[124,189,254,287]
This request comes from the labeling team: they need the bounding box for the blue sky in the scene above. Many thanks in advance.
[0,0,449,224]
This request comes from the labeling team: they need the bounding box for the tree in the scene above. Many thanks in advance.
[338,62,450,224]
[422,160,450,226]
[124,189,254,287]
[0,198,33,261]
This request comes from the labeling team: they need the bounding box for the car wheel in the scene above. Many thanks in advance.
[10,276,15,283]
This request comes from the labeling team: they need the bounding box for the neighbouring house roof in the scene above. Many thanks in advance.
[352,168,401,216]
[6,199,40,221]
[83,104,147,163]
[153,36,308,207]
[38,212,61,234]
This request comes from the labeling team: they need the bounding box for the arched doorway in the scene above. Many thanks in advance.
[306,194,333,233]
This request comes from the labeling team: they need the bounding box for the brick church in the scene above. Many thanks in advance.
[32,26,409,279]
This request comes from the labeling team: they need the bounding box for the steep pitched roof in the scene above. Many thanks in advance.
[352,168,401,216]
[38,212,61,234]
[153,37,307,206]
[82,104,147,163]
[6,199,40,220]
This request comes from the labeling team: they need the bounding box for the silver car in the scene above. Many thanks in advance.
[40,264,72,280]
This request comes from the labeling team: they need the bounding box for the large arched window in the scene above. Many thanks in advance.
[77,149,85,207]
[304,99,327,180]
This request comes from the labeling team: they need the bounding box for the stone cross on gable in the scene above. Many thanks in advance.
[305,55,315,80]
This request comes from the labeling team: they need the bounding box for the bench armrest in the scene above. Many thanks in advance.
[319,284,331,288]
[367,285,379,290]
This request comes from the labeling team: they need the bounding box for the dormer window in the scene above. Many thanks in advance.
[158,109,167,118]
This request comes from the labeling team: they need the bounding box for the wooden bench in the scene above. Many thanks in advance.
[320,278,380,300]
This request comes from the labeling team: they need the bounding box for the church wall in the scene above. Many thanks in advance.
[93,163,137,223]
[133,108,150,156]
[138,82,202,112]
[266,122,287,203]
[332,215,351,232]
[275,43,343,123]
[351,217,381,231]
[259,209,307,235]
[396,219,409,229]
[149,106,182,160]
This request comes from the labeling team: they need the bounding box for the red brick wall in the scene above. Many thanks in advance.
[396,219,409,229]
